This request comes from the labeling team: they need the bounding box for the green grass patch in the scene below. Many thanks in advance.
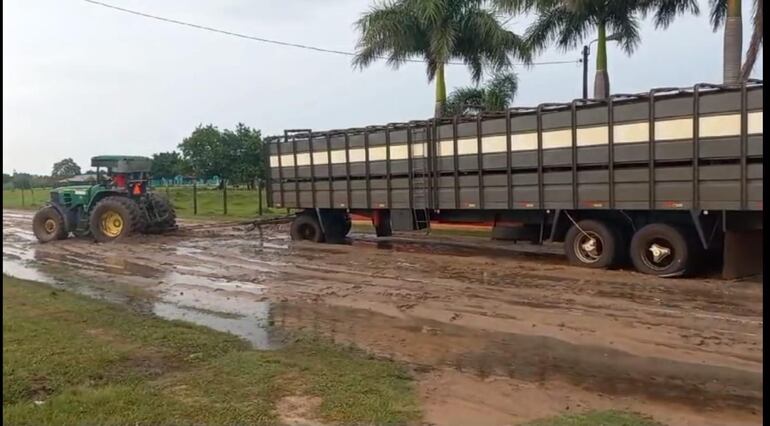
[2,275,420,425]
[524,410,664,426]
[2,187,280,220]
[2,189,50,210]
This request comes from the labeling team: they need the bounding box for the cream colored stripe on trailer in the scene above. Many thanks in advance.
[269,110,763,167]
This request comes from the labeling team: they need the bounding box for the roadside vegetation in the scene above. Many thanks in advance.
[2,187,276,220]
[2,275,420,425]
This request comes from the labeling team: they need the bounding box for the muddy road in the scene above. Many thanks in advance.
[2,209,762,425]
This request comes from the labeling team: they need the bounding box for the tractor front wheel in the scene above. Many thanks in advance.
[32,206,68,243]
[89,196,143,243]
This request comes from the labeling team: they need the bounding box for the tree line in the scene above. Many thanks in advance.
[152,123,265,189]
[4,123,266,190]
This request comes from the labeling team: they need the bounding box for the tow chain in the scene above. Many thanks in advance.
[172,215,296,232]
[563,211,591,239]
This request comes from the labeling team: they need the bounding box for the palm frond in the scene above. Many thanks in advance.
[352,1,423,69]
[445,86,486,115]
[483,71,518,110]
[606,7,642,54]
[709,0,728,31]
[646,0,699,28]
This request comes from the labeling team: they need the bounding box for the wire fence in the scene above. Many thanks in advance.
[2,184,277,219]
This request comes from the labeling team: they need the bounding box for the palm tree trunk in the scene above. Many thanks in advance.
[723,0,743,84]
[740,0,762,80]
[434,63,447,117]
[593,21,610,99]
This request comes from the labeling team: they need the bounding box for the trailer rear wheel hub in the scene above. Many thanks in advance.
[575,232,603,264]
[648,243,671,264]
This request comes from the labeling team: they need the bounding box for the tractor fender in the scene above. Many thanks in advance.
[86,190,124,212]
[47,202,75,234]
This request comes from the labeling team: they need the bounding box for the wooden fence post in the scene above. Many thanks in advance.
[223,180,228,215]
[193,181,198,216]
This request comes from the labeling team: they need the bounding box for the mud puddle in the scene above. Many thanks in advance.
[3,253,281,349]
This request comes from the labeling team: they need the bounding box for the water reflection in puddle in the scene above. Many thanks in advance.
[3,251,278,350]
[153,301,276,349]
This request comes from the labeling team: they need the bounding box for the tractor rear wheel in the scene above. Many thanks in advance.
[89,196,143,243]
[32,206,68,243]
[143,192,177,234]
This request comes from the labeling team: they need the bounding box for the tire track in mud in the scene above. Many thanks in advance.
[2,209,763,425]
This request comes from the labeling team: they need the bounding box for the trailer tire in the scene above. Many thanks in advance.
[564,220,619,269]
[629,223,691,277]
[290,214,325,243]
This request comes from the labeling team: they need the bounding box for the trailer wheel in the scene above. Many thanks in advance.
[564,220,619,269]
[630,223,691,277]
[290,214,325,243]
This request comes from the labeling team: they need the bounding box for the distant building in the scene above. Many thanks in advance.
[151,175,220,187]
[58,174,97,184]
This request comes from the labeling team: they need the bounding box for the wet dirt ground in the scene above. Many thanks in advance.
[2,209,763,426]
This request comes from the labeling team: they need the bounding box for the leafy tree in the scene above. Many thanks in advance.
[502,0,697,98]
[12,172,32,190]
[178,123,263,189]
[151,151,187,179]
[225,124,263,189]
[51,158,82,179]
[445,71,518,115]
[178,125,223,180]
[3,173,11,185]
[353,0,530,117]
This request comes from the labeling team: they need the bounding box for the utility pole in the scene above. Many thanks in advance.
[582,45,589,99]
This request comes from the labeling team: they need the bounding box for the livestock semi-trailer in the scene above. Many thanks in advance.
[265,81,764,278]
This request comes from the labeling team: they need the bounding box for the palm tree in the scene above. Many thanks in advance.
[498,0,697,98]
[445,72,518,115]
[710,0,743,83]
[710,0,763,82]
[740,0,762,80]
[352,0,530,117]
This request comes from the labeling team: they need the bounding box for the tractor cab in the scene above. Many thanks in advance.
[91,155,153,196]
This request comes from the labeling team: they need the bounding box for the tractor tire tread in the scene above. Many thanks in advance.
[89,196,142,243]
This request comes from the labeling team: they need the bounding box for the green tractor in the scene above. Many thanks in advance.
[32,155,177,243]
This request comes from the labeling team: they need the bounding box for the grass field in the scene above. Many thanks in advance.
[2,187,278,219]
[2,275,420,425]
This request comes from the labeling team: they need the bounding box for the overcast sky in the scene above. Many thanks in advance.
[3,0,763,175]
